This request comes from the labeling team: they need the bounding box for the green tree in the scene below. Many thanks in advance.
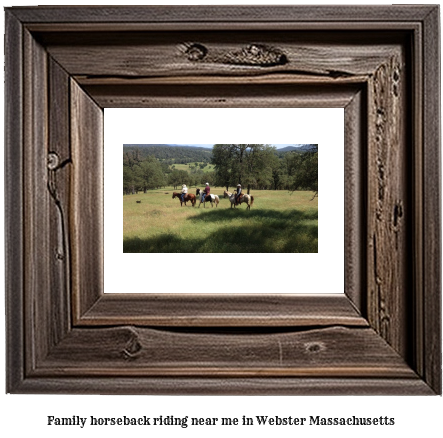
[123,164,144,194]
[167,169,181,189]
[201,171,216,186]
[139,158,165,192]
[211,144,236,190]
[212,144,276,193]
[243,144,276,191]
[270,154,287,190]
[168,169,189,189]
[123,166,135,194]
[286,147,318,196]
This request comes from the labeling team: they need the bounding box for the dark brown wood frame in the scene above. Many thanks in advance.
[5,6,441,394]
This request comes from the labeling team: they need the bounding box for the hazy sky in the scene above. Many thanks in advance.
[171,144,297,149]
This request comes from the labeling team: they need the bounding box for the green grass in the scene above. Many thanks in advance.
[123,186,318,253]
[172,163,215,173]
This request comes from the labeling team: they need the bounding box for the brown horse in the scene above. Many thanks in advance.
[172,192,196,207]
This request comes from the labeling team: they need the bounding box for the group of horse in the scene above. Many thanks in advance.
[171,188,219,208]
[172,188,254,210]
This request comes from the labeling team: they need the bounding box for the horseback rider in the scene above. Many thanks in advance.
[202,182,210,202]
[181,184,188,203]
[235,184,242,205]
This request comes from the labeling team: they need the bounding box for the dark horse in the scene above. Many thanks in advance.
[172,192,196,207]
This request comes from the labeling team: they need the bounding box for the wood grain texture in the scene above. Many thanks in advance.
[12,376,434,396]
[36,326,415,378]
[23,29,50,372]
[8,5,436,23]
[4,5,441,394]
[411,19,425,383]
[366,51,409,358]
[83,82,361,108]
[79,294,367,327]
[344,90,366,314]
[4,10,24,393]
[42,32,401,79]
[422,6,441,394]
[48,58,72,346]
[70,80,104,321]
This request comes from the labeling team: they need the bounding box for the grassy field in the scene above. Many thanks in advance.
[123,186,318,253]
[172,163,215,173]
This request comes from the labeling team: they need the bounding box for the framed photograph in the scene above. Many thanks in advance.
[5,5,441,394]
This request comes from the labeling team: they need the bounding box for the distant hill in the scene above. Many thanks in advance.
[122,143,317,165]
[123,144,213,151]
[277,144,318,153]
[166,144,213,149]
[123,144,212,164]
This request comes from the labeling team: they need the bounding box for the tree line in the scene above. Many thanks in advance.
[123,144,211,165]
[211,144,318,194]
[123,144,318,195]
[123,150,217,194]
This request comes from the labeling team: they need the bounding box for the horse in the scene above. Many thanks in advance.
[223,190,254,210]
[172,192,196,207]
[196,188,219,208]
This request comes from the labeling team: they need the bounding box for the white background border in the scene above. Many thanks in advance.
[105,108,344,294]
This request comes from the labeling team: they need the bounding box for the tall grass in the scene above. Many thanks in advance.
[123,187,318,253]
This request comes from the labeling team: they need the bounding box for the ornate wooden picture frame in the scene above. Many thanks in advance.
[5,5,441,394]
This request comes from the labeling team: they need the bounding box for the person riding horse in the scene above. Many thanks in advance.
[235,184,242,205]
[181,184,188,203]
[202,182,210,202]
